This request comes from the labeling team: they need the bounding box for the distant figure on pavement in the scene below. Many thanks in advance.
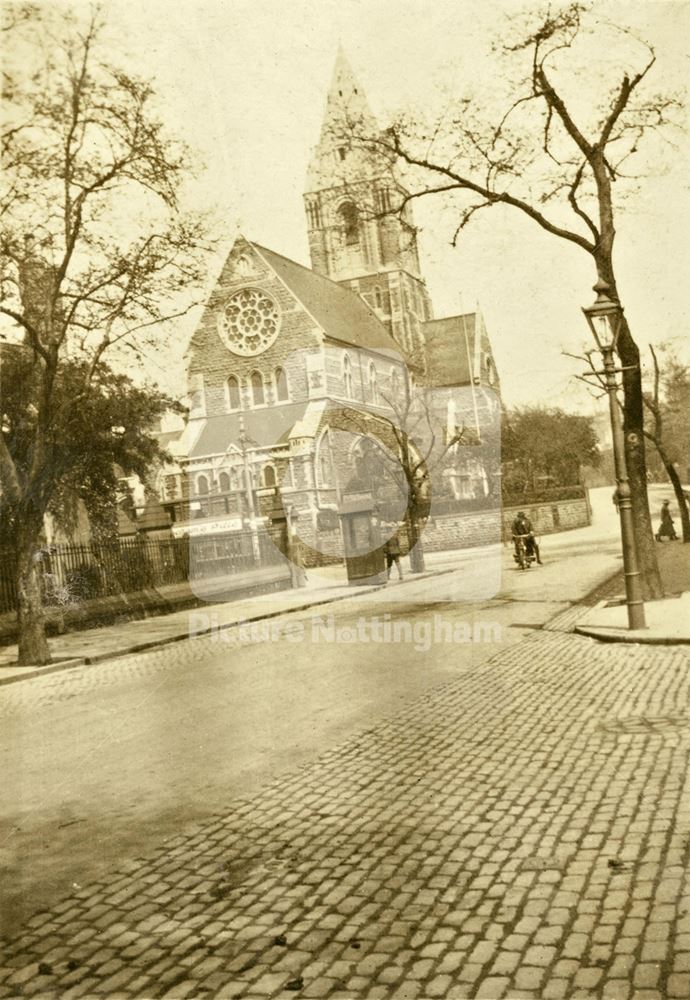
[383,529,404,581]
[656,499,678,541]
[288,509,308,586]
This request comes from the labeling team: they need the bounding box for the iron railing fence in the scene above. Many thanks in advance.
[0,528,286,615]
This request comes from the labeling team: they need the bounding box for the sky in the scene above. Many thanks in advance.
[36,1,690,414]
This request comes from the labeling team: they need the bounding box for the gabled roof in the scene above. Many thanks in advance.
[422,313,477,387]
[252,243,399,357]
[190,401,309,458]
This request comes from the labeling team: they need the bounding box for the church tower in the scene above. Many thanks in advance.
[304,49,433,366]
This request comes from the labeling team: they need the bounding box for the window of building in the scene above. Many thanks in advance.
[226,375,241,411]
[338,147,347,161]
[262,465,276,488]
[196,474,209,496]
[373,285,383,310]
[343,354,353,399]
[317,433,333,486]
[369,362,378,404]
[219,471,230,493]
[275,366,289,402]
[338,202,360,245]
[319,450,331,486]
[251,371,265,406]
[390,367,400,401]
[237,254,252,276]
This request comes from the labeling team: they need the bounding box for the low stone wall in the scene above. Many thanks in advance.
[418,494,591,554]
[502,497,591,538]
[294,494,591,563]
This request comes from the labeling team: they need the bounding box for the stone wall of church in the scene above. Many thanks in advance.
[186,240,323,420]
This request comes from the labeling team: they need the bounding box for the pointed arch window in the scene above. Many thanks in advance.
[262,465,276,488]
[339,202,360,245]
[196,474,209,496]
[275,366,289,402]
[343,354,353,399]
[251,371,265,406]
[237,254,252,277]
[373,286,383,310]
[219,471,230,493]
[369,362,378,404]
[317,432,333,487]
[226,375,241,411]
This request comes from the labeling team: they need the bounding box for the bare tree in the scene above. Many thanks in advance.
[570,343,690,543]
[0,5,212,664]
[642,347,690,542]
[345,376,485,572]
[335,3,684,598]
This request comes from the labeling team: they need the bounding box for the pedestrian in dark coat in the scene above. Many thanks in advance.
[383,529,404,581]
[656,499,678,541]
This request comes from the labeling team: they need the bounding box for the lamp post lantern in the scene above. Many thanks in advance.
[582,280,646,630]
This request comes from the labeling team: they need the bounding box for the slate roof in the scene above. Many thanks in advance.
[422,313,476,387]
[252,243,399,356]
[190,401,309,458]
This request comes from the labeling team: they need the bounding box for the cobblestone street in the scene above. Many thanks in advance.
[2,614,689,999]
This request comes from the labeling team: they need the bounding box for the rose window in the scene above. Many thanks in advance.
[219,288,281,356]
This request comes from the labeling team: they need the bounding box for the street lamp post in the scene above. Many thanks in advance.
[582,280,646,630]
[238,416,261,563]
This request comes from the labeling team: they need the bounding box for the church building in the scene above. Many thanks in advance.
[155,51,500,559]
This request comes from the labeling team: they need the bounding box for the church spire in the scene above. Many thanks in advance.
[319,46,377,145]
[303,47,432,365]
[306,49,378,192]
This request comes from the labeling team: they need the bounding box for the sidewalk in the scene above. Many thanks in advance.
[576,540,690,644]
[2,621,689,999]
[0,547,484,684]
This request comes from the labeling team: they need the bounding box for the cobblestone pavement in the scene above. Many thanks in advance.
[2,627,690,1000]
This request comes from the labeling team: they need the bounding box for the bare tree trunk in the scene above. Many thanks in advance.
[655,448,690,542]
[598,256,664,599]
[617,322,664,598]
[406,512,426,573]
[16,529,50,666]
